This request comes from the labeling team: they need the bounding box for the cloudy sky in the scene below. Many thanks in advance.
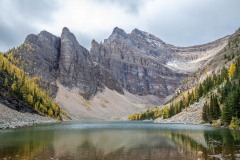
[0,0,240,51]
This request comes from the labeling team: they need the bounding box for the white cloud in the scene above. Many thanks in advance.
[0,0,240,51]
[36,0,142,48]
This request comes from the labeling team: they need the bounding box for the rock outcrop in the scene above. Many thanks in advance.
[59,27,98,98]
[23,30,61,83]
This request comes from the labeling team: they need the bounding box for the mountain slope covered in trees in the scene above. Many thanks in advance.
[129,28,240,128]
[0,53,62,119]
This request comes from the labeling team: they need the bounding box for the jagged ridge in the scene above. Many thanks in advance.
[8,27,123,100]
[4,26,233,120]
[90,27,228,99]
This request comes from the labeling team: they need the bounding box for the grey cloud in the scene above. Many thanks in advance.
[0,0,56,51]
[145,0,240,46]
[11,0,56,21]
[0,19,35,52]
[75,31,109,50]
[1,0,240,51]
[91,0,146,14]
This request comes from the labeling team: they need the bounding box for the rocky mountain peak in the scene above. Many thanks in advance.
[61,27,76,43]
[60,27,89,58]
[39,30,54,36]
[131,28,145,37]
[91,39,99,47]
[109,27,129,40]
[62,27,70,33]
[112,27,126,34]
[24,34,38,44]
[59,27,93,88]
[37,30,60,48]
[131,28,166,46]
[25,30,61,49]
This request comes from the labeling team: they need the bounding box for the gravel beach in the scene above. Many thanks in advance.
[0,103,56,129]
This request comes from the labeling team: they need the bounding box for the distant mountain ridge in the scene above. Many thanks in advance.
[3,26,231,119]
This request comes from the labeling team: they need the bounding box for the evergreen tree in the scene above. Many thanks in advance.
[202,102,209,122]
[199,84,203,97]
[179,99,184,112]
[211,95,221,120]
[187,91,193,105]
[169,103,174,116]
[207,95,214,121]
[222,93,235,124]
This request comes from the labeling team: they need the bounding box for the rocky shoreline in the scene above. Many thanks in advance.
[0,103,56,129]
[154,98,205,125]
[0,96,209,129]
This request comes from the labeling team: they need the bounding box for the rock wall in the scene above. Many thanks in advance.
[90,27,228,98]
[12,28,123,99]
[90,27,186,98]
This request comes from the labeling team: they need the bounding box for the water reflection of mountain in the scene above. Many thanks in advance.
[50,129,207,160]
[51,130,182,160]
[1,124,240,160]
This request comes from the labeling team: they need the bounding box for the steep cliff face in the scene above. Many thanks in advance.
[9,31,61,97]
[90,27,228,98]
[24,31,61,82]
[9,28,123,100]
[59,27,98,98]
[90,28,183,98]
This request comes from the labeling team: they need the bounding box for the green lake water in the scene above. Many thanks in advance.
[0,121,240,160]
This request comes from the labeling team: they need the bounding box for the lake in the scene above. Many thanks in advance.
[0,121,240,160]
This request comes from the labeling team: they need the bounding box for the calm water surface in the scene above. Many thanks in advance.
[0,121,240,160]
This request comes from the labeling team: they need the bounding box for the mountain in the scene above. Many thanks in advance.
[2,26,233,121]
[5,27,153,120]
[90,27,228,99]
[130,28,240,126]
[10,27,123,99]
